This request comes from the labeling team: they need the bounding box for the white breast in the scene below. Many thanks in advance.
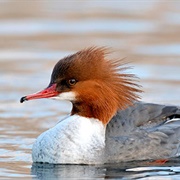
[32,115,106,164]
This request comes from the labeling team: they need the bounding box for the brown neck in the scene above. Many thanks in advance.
[71,100,117,125]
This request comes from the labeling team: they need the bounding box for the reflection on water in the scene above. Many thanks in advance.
[0,0,180,179]
[31,163,106,179]
[31,160,180,179]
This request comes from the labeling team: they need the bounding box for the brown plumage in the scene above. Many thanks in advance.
[50,47,142,124]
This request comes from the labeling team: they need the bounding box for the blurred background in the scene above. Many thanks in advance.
[0,1,180,179]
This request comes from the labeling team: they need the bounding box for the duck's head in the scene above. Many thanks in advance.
[20,47,142,125]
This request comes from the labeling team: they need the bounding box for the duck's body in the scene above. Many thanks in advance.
[32,102,180,164]
[20,47,180,164]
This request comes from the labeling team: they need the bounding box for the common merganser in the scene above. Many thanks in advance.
[20,47,180,164]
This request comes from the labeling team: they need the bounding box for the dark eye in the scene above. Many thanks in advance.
[67,79,77,86]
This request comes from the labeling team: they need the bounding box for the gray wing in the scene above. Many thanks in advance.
[105,102,180,162]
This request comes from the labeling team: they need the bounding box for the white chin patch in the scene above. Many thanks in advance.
[51,91,76,101]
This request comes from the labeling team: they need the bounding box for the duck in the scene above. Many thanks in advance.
[20,47,180,164]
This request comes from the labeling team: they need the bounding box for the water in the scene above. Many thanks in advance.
[0,1,180,179]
